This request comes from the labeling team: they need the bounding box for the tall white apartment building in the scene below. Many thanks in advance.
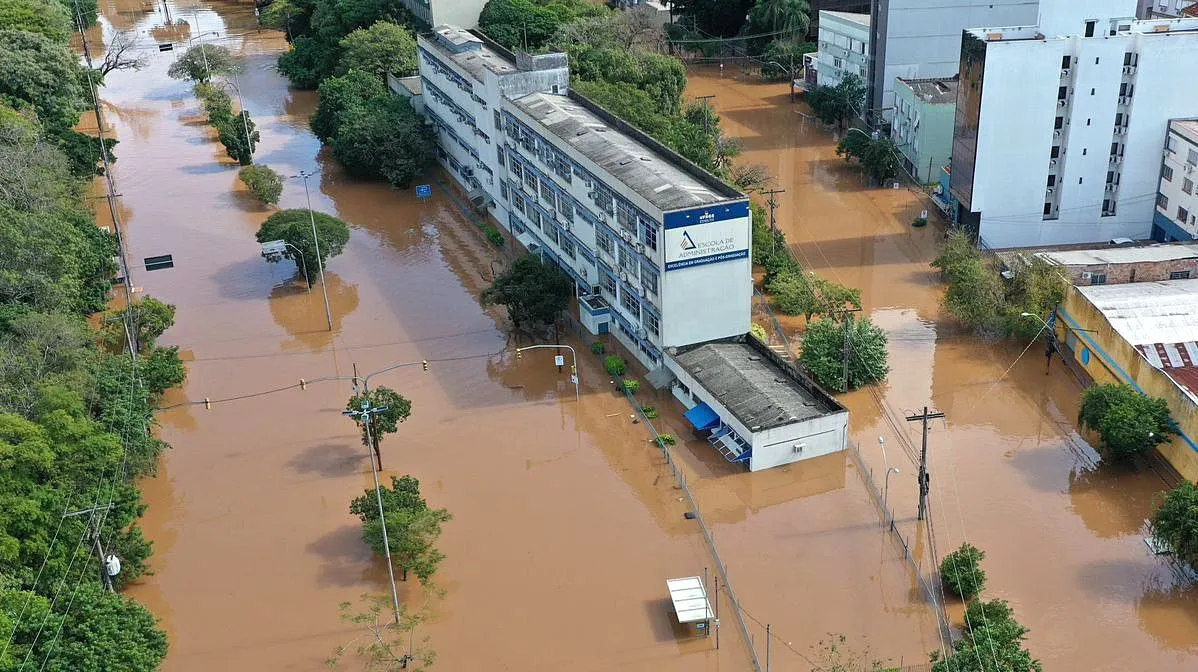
[1154,119,1198,240]
[867,0,1039,122]
[949,0,1198,248]
[417,26,851,471]
[815,11,871,88]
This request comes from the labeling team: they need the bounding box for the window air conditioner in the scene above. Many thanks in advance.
[1047,187,1055,195]
[1081,271,1092,280]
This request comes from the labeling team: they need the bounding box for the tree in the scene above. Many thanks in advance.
[940,542,986,600]
[329,94,433,187]
[932,599,1042,672]
[327,594,435,672]
[480,254,573,334]
[35,582,168,672]
[140,345,187,395]
[278,34,341,89]
[836,132,900,184]
[744,0,811,45]
[215,110,259,165]
[478,0,607,51]
[0,0,73,42]
[346,386,412,455]
[809,633,895,672]
[166,43,242,83]
[349,476,452,584]
[1152,482,1198,566]
[670,0,755,38]
[1078,384,1174,460]
[799,316,889,392]
[239,164,284,205]
[730,163,774,194]
[311,68,386,142]
[759,38,816,80]
[97,29,148,78]
[255,209,351,285]
[336,20,417,80]
[770,273,861,322]
[104,296,177,353]
[0,29,86,132]
[941,255,1004,333]
[807,73,865,128]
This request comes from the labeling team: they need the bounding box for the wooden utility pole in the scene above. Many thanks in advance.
[762,188,785,233]
[696,94,715,135]
[829,308,863,392]
[905,407,945,521]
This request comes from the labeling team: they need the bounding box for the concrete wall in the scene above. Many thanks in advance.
[1058,289,1198,481]
[750,411,849,471]
[870,0,1039,119]
[1037,0,1136,34]
[1156,125,1198,239]
[1057,257,1198,284]
[817,11,871,88]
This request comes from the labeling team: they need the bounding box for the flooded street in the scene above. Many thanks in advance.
[685,68,1198,669]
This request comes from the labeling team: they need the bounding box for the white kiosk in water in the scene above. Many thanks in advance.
[666,576,714,638]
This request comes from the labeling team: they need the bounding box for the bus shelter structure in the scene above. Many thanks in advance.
[666,576,714,638]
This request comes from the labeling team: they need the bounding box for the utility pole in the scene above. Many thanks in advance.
[64,504,117,592]
[829,308,862,392]
[905,406,945,521]
[696,94,715,135]
[762,188,784,234]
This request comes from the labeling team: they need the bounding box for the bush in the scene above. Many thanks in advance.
[940,542,986,600]
[750,322,768,342]
[604,355,626,376]
[622,379,640,394]
[913,216,928,227]
[239,164,283,205]
[1152,482,1198,566]
[641,406,658,419]
[800,317,889,392]
[932,598,1042,672]
[590,341,605,355]
[656,434,676,447]
[1079,383,1174,460]
[485,225,504,247]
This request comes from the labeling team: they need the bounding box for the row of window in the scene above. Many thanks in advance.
[1157,193,1197,227]
[598,266,660,338]
[426,109,479,162]
[419,47,474,97]
[1161,168,1195,195]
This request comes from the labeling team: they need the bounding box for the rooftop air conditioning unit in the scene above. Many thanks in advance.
[1119,96,1130,104]
[1124,65,1136,74]
[1081,271,1092,280]
[1061,68,1070,77]
[1186,164,1195,174]
[620,272,630,284]
[1054,130,1062,137]
[1058,99,1066,107]
[621,230,633,242]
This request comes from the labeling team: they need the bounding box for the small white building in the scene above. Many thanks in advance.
[816,11,871,88]
[399,0,490,29]
[949,0,1198,248]
[667,336,849,471]
[1154,119,1198,241]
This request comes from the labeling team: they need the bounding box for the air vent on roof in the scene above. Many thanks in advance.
[748,356,760,361]
[640,156,652,162]
[575,130,587,136]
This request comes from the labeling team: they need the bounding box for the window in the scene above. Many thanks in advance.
[1047,175,1056,187]
[596,227,615,256]
[524,170,536,191]
[1055,116,1064,130]
[1086,118,1091,126]
[640,219,658,251]
[1119,82,1128,96]
[559,198,573,222]
[1189,149,1198,166]
[559,235,575,260]
[1085,20,1096,38]
[1107,171,1115,183]
[1061,55,1071,69]
[539,178,554,204]
[1051,146,1060,159]
[1083,148,1088,156]
[1044,202,1053,215]
[620,290,640,321]
[593,189,614,216]
[1157,193,1170,210]
[1163,165,1174,181]
[493,110,502,131]
[600,272,617,299]
[1091,273,1107,285]
[1058,86,1068,100]
[1090,88,1095,96]
[1170,270,1192,280]
[1123,52,1133,66]
[643,311,660,337]
[500,182,509,202]
[640,262,658,295]
[1183,178,1194,195]
[833,57,842,69]
[1180,206,1191,223]
[509,161,522,182]
[1111,142,1120,156]
[512,192,525,213]
[617,205,636,234]
[1079,177,1084,185]
[619,246,636,274]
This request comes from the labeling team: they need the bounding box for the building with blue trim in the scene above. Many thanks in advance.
[1152,118,1198,242]
[416,25,849,470]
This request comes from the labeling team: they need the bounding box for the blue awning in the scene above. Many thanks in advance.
[684,402,720,431]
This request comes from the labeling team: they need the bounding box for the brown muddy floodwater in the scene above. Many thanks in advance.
[685,67,1198,669]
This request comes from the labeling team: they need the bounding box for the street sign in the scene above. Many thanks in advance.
[554,355,565,367]
[144,254,174,271]
[570,375,578,384]
[416,184,432,199]
[158,43,174,52]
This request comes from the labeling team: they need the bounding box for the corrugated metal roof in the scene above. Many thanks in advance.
[1078,279,1198,345]
[1136,342,1198,402]
[1038,243,1198,266]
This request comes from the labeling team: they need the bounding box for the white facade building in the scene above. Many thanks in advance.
[1154,119,1198,240]
[418,25,848,469]
[399,0,489,28]
[867,0,1039,122]
[950,0,1198,248]
[816,11,871,88]
[1138,0,1197,18]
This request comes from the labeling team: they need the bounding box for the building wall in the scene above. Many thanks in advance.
[401,0,490,29]
[659,206,752,347]
[1056,257,1198,284]
[869,0,1039,121]
[1058,290,1198,481]
[816,12,871,88]
[1036,0,1136,34]
[891,81,956,182]
[750,411,849,471]
[960,19,1198,248]
[1154,124,1198,240]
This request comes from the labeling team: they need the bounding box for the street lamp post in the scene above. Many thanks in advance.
[294,170,334,331]
[515,344,580,403]
[224,77,255,163]
[1020,312,1096,375]
[884,467,900,523]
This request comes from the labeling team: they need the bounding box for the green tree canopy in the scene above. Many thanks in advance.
[759,38,816,79]
[278,34,341,89]
[480,254,573,335]
[166,44,242,83]
[932,599,1042,672]
[311,68,386,142]
[478,0,608,51]
[836,132,900,184]
[0,28,86,132]
[1079,384,1174,460]
[214,110,259,165]
[940,542,986,600]
[335,20,417,80]
[1152,482,1198,566]
[744,0,811,42]
[255,209,352,285]
[103,296,177,353]
[328,93,432,187]
[799,316,889,392]
[767,272,861,322]
[349,476,451,584]
[670,0,754,38]
[346,386,412,449]
[806,73,866,128]
[0,0,73,42]
[239,164,284,205]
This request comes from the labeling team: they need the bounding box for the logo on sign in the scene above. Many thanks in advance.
[680,231,697,251]
[698,210,715,223]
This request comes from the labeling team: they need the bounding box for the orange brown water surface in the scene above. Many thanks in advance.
[685,67,1198,669]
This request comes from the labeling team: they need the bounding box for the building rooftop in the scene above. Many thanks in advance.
[820,10,871,27]
[428,25,517,81]
[897,76,959,105]
[1077,279,1198,346]
[670,337,843,432]
[512,92,737,210]
[1171,118,1198,146]
[1135,342,1198,401]
[1038,242,1198,267]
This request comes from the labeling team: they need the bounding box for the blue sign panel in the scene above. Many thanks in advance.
[416,184,432,199]
[662,201,750,230]
[662,201,751,272]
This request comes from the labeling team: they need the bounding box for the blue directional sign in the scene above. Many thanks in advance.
[416,184,432,199]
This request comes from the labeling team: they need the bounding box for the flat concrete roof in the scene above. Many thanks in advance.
[897,76,959,105]
[427,26,517,81]
[670,337,842,432]
[1171,118,1198,146]
[1077,279,1198,346]
[1038,242,1198,266]
[512,92,736,211]
[820,10,871,27]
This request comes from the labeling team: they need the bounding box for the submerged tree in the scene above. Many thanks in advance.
[327,594,436,672]
[1152,482,1198,566]
[349,476,452,584]
[799,316,889,392]
[166,43,242,83]
[1079,383,1174,460]
[255,209,351,285]
[480,254,573,335]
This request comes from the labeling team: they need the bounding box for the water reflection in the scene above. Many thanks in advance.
[267,272,359,351]
[1139,577,1198,654]
[1068,461,1160,538]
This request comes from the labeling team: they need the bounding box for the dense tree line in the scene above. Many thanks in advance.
[0,2,176,669]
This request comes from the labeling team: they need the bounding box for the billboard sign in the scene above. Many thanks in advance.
[663,202,750,272]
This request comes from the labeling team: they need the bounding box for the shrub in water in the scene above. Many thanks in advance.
[940,542,986,600]
[604,355,626,376]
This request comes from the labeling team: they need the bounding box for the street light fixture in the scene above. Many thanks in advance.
[884,467,900,522]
